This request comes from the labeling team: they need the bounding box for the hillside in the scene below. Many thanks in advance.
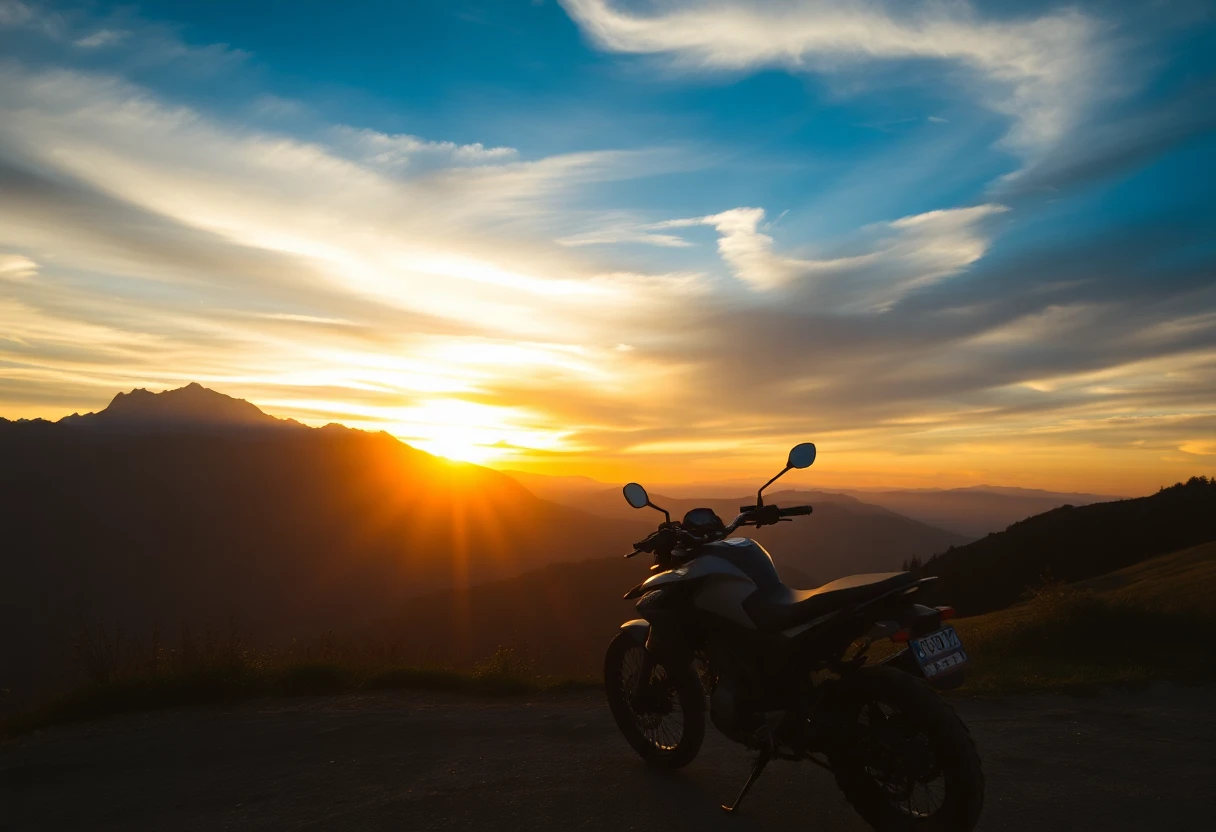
[919,477,1216,615]
[953,541,1216,691]
[375,556,640,675]
[372,500,962,677]
[373,552,822,675]
[1079,540,1216,610]
[841,485,1121,537]
[0,385,652,700]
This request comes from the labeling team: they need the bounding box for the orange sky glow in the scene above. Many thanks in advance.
[2,3,1213,498]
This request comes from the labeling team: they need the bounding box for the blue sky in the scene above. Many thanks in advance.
[0,0,1214,492]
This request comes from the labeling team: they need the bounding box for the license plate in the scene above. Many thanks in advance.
[911,626,968,679]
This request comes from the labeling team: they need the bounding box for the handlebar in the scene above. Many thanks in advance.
[738,504,813,516]
[624,503,814,560]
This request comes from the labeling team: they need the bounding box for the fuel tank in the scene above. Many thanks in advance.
[696,538,782,590]
[631,539,781,631]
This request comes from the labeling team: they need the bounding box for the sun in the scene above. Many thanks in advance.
[412,428,506,465]
[386,398,532,466]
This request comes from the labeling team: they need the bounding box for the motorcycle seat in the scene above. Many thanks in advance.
[743,572,916,632]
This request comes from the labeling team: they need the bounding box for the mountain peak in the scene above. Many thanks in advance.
[61,383,294,430]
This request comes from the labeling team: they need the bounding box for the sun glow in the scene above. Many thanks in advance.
[384,398,567,465]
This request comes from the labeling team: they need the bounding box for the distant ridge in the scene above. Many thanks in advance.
[57,383,301,430]
[919,476,1216,615]
[839,485,1122,537]
[499,472,970,586]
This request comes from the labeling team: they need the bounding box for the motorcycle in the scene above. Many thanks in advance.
[604,443,984,830]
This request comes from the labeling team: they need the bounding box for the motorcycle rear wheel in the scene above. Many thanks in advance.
[603,631,704,769]
[828,666,984,832]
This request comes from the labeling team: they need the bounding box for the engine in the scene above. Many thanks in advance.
[706,641,764,744]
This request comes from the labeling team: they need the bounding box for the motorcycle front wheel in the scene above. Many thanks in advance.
[603,631,704,769]
[828,666,984,831]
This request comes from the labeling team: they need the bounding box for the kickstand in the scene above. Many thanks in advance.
[721,747,772,814]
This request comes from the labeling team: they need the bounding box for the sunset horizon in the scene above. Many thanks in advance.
[3,0,1213,498]
[4,378,1199,497]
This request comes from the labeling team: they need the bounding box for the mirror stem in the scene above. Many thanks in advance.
[756,466,791,506]
[647,501,671,523]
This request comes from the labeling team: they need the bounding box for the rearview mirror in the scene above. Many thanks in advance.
[787,442,817,470]
[756,442,817,506]
[622,482,649,509]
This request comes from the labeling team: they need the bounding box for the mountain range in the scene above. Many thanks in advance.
[0,385,650,699]
[377,478,1216,675]
[4,382,1187,700]
[499,481,970,585]
[503,469,1119,540]
[0,383,965,699]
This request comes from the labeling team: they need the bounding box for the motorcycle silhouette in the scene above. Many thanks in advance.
[605,443,983,829]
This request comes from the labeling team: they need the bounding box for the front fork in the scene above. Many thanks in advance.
[618,620,671,716]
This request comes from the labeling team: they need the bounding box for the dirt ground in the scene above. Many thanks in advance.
[2,685,1213,831]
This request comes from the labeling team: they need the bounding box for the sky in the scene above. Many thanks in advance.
[1,0,1214,495]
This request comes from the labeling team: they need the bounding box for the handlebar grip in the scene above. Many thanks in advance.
[778,505,813,517]
[739,504,757,512]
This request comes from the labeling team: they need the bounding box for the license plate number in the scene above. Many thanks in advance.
[911,626,968,679]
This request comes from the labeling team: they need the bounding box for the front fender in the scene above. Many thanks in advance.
[619,619,649,644]
[617,616,693,669]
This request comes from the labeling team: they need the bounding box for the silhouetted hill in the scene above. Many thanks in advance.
[377,556,830,675]
[0,385,652,699]
[383,480,1216,678]
[377,556,639,675]
[374,500,964,676]
[841,485,1123,537]
[919,477,1216,615]
[500,475,970,585]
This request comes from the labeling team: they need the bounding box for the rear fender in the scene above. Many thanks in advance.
[877,648,966,691]
[872,603,967,691]
[871,603,947,640]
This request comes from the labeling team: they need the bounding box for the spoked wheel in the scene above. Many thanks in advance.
[604,631,704,768]
[829,667,984,831]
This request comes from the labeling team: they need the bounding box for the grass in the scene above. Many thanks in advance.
[1,629,596,740]
[949,541,1216,693]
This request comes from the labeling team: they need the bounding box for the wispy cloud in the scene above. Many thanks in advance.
[560,0,1109,155]
[74,28,128,48]
[558,212,696,248]
[0,252,37,280]
[330,126,518,173]
[654,203,1008,306]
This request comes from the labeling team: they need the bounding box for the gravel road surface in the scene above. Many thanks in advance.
[3,686,1213,830]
